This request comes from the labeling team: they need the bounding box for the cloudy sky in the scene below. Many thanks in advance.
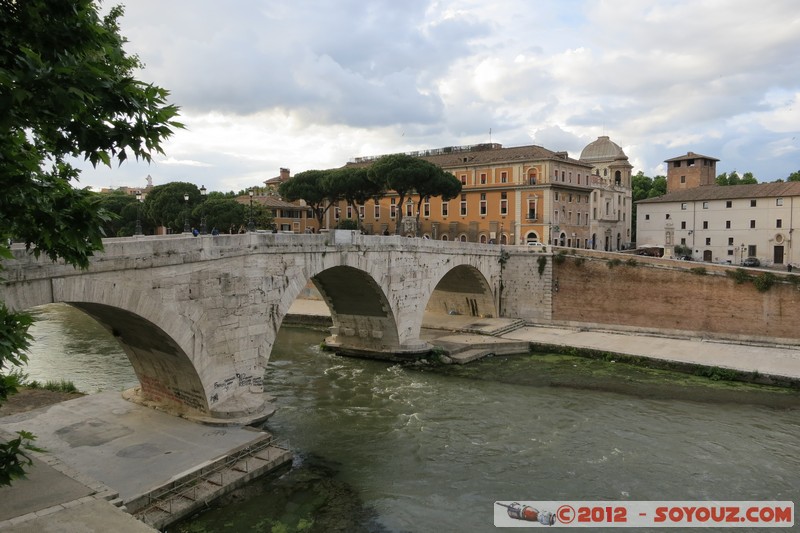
[77,0,800,193]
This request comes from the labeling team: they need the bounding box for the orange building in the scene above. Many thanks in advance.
[325,142,607,247]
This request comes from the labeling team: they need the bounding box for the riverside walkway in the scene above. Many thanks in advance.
[290,298,800,382]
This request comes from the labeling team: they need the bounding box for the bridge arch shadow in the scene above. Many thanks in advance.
[67,302,209,416]
[422,264,496,321]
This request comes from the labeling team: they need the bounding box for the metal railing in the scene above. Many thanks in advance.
[134,437,290,519]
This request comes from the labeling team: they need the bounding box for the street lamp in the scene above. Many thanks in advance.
[135,190,143,236]
[183,192,190,233]
[200,185,207,235]
[247,189,255,232]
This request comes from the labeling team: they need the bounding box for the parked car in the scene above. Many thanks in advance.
[677,255,693,261]
[742,257,760,267]
[527,241,544,247]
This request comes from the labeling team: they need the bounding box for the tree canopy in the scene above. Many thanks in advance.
[631,171,667,202]
[331,166,385,217]
[142,182,204,232]
[368,154,459,234]
[279,169,335,227]
[0,0,182,486]
[716,171,758,186]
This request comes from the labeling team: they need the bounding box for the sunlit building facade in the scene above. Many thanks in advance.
[321,140,631,249]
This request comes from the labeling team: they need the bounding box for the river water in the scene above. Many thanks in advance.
[19,304,800,532]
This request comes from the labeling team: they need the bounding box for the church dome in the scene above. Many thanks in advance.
[580,136,627,163]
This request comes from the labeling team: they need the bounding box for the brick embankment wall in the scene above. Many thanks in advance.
[550,255,800,343]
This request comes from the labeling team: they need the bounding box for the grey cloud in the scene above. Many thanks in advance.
[121,0,487,126]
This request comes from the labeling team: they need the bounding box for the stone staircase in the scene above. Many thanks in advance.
[441,338,531,364]
[486,318,527,337]
[129,435,292,530]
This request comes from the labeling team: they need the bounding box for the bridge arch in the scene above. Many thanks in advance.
[6,277,209,418]
[273,265,400,358]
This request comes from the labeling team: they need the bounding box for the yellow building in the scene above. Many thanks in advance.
[325,142,627,248]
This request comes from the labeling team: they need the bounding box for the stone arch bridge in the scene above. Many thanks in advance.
[1,231,519,423]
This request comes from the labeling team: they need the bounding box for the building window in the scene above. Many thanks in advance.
[442,201,449,217]
[346,206,353,219]
[750,220,756,229]
[645,213,650,220]
[460,174,467,185]
[728,237,734,246]
[553,210,559,224]
[480,173,486,184]
[555,191,559,201]
[528,199,537,219]
[423,201,430,218]
[405,202,413,217]
[480,193,487,215]
[460,194,467,216]
[706,237,711,245]
[529,172,537,185]
[777,197,784,206]
[374,203,380,219]
[334,207,340,220]
[568,211,573,223]
[750,199,757,207]
[727,250,734,256]
[726,220,731,229]
[680,175,686,183]
[500,192,508,215]
[702,202,709,209]
[680,238,686,245]
[390,199,396,219]
[681,221,686,229]
[358,205,365,219]
[561,171,565,181]
[777,219,782,228]
[681,203,687,210]
[726,200,732,208]
[666,214,670,220]
[702,221,708,229]
[500,171,508,183]
[569,194,573,203]
[674,161,681,168]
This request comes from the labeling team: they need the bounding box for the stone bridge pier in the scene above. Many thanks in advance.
[0,232,502,423]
